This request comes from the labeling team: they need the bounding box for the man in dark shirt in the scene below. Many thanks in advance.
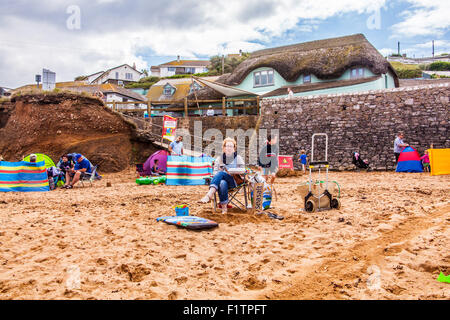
[64,154,92,189]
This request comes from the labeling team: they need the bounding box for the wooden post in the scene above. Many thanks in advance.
[256,96,260,115]
[112,101,116,112]
[184,97,188,118]
[147,100,151,117]
[222,97,226,117]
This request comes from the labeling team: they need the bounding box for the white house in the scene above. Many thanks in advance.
[87,64,143,86]
[151,56,209,77]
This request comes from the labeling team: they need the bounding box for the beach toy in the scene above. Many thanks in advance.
[136,175,166,185]
[136,176,152,185]
[437,272,450,283]
[152,175,166,185]
[174,204,189,216]
[156,215,218,230]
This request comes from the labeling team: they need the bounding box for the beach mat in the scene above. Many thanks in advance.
[156,216,218,230]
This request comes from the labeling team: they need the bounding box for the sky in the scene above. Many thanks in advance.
[0,0,449,88]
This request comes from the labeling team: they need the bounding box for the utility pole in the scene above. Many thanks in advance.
[398,41,400,56]
[432,40,434,57]
[221,55,224,75]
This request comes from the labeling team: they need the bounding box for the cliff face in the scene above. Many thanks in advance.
[0,93,154,172]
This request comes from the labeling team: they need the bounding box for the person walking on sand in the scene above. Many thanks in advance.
[420,150,431,172]
[258,135,278,185]
[394,132,409,163]
[299,149,307,173]
[169,135,184,156]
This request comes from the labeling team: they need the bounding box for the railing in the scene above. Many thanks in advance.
[105,96,260,118]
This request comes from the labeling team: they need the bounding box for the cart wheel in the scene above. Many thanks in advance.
[331,198,341,210]
[305,200,315,212]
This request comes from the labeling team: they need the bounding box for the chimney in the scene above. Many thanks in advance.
[133,62,136,69]
[177,55,180,63]
[239,49,242,56]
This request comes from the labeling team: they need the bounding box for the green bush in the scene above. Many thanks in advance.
[395,69,423,79]
[125,81,157,89]
[428,61,450,71]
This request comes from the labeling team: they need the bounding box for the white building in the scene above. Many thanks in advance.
[85,64,143,86]
[151,56,209,77]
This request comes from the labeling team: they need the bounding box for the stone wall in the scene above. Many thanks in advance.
[126,83,448,170]
[260,83,449,170]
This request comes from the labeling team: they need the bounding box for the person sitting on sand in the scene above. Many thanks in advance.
[151,159,165,176]
[64,154,92,189]
[59,154,74,187]
[29,154,37,163]
[199,137,245,214]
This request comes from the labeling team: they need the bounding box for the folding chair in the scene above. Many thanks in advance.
[212,173,250,213]
[80,165,98,187]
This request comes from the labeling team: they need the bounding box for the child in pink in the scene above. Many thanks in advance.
[420,150,430,172]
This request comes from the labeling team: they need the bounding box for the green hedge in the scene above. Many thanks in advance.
[395,69,423,79]
[428,61,450,71]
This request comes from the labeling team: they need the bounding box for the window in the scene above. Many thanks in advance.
[168,67,176,72]
[164,84,174,96]
[115,72,119,79]
[350,68,364,79]
[185,67,196,74]
[254,69,274,87]
[125,73,133,80]
[189,82,201,94]
[303,74,311,83]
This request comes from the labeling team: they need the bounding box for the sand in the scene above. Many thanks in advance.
[0,169,448,300]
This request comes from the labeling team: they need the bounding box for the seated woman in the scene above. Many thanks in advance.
[151,159,165,176]
[58,154,74,187]
[199,137,245,214]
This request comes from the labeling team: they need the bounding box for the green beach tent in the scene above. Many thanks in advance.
[23,153,56,168]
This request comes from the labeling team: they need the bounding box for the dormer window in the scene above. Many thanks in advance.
[303,74,311,83]
[164,84,175,96]
[189,82,201,94]
[254,69,274,87]
[350,68,365,79]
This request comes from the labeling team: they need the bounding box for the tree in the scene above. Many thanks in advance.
[141,69,149,77]
[208,52,250,75]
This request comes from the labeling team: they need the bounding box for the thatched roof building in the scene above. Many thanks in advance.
[189,34,398,100]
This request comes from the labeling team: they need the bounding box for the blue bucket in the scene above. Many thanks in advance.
[175,206,189,216]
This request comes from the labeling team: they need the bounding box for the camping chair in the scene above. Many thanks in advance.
[80,165,98,187]
[211,172,250,213]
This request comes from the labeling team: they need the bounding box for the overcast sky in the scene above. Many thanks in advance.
[0,0,449,88]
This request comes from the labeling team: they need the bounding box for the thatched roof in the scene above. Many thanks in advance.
[188,34,399,100]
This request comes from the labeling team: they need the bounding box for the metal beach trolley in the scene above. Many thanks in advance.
[304,133,341,212]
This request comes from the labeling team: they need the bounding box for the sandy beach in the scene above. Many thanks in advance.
[0,169,448,300]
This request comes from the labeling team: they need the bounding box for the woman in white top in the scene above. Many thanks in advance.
[199,137,245,214]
